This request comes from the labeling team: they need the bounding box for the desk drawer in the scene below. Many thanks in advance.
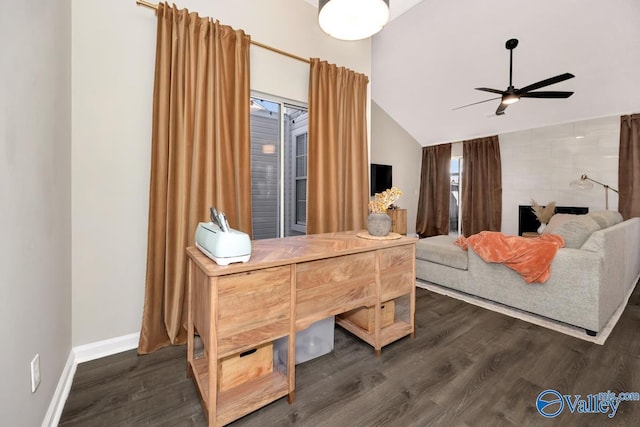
[217,266,291,343]
[218,342,273,391]
[379,245,414,301]
[296,252,376,325]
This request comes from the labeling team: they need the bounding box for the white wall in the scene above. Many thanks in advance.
[500,116,619,235]
[71,0,372,346]
[0,0,71,424]
[370,101,422,236]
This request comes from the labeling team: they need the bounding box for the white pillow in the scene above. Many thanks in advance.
[543,214,577,235]
[587,210,623,229]
[544,215,600,249]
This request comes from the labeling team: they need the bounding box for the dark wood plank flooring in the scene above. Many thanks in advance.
[60,284,640,426]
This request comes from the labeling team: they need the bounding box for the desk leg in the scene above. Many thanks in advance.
[374,251,382,358]
[288,265,297,405]
[186,259,194,378]
[208,276,219,427]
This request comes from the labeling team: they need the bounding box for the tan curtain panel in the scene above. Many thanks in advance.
[416,143,452,237]
[307,58,369,234]
[619,113,640,219]
[138,3,252,354]
[461,136,502,237]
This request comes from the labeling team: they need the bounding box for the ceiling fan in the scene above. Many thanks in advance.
[454,38,575,116]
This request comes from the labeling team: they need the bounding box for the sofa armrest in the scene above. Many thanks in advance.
[581,218,640,329]
[467,246,604,331]
[546,248,603,288]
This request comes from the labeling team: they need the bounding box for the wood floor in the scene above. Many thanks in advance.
[60,284,640,426]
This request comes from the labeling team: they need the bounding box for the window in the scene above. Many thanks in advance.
[250,94,307,239]
[450,157,462,236]
[292,130,307,231]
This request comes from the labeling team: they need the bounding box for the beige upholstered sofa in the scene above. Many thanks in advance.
[415,212,640,336]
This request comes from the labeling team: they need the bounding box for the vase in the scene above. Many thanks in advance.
[367,213,392,236]
[537,222,547,234]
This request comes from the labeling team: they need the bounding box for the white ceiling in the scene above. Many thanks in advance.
[371,0,640,146]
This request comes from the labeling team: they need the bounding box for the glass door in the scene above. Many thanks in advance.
[250,94,308,239]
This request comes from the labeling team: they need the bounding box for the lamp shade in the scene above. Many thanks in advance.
[569,174,594,190]
[569,174,618,210]
[319,0,390,41]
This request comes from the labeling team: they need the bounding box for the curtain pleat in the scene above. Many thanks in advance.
[307,59,369,234]
[619,113,640,219]
[461,136,502,237]
[416,143,452,237]
[138,3,251,354]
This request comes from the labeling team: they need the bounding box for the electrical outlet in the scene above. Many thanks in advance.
[30,354,41,393]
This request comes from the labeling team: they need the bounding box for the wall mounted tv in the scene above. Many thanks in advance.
[370,163,392,196]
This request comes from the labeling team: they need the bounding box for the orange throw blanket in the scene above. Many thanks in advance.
[454,232,565,284]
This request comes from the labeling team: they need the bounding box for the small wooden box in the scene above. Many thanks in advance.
[341,300,395,333]
[217,342,273,391]
[387,209,407,235]
[521,232,540,238]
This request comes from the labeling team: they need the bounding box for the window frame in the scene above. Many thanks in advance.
[250,90,308,238]
[291,128,308,233]
[450,156,463,236]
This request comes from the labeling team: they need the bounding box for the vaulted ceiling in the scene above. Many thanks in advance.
[371,0,640,146]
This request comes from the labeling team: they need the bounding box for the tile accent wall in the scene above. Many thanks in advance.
[500,116,620,235]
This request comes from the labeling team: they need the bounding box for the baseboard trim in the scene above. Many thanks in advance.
[43,332,140,426]
[74,332,140,364]
[42,351,76,427]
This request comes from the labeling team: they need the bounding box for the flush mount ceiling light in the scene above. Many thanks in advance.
[318,0,390,41]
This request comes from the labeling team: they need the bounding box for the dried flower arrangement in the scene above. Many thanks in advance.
[369,187,402,214]
[531,199,556,224]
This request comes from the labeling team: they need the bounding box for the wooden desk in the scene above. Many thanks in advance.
[186,231,417,426]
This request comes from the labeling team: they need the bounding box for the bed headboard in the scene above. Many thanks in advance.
[518,205,589,236]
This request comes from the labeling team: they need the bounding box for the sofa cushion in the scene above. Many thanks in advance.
[416,235,468,270]
[545,215,601,249]
[587,210,623,229]
[543,213,579,234]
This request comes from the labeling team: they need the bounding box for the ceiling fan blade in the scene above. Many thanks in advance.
[495,103,508,116]
[519,91,574,99]
[517,73,575,94]
[453,96,502,110]
[475,87,504,95]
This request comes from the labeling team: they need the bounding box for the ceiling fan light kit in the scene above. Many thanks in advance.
[318,0,390,41]
[502,93,520,105]
[455,38,575,116]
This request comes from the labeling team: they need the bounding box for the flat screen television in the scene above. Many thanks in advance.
[370,163,392,196]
